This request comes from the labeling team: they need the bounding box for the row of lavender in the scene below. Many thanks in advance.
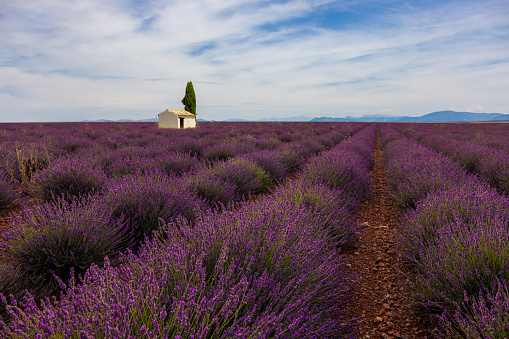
[0,122,362,209]
[391,123,509,195]
[381,124,509,338]
[0,124,377,337]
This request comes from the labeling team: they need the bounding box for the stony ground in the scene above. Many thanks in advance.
[343,129,434,338]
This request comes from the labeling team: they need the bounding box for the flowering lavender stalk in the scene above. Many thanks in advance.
[433,278,509,339]
[0,193,357,338]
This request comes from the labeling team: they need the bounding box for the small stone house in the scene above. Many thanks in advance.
[158,109,196,129]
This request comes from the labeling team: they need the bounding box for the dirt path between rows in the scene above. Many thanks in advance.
[344,126,431,338]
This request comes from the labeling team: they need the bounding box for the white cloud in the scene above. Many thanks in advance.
[1,0,508,121]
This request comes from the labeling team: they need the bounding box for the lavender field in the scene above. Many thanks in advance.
[0,121,509,337]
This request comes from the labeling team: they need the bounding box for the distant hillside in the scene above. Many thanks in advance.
[311,111,509,123]
[397,111,508,122]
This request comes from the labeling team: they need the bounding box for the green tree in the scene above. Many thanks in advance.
[181,81,196,114]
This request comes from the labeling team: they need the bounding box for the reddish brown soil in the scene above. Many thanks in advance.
[343,128,433,338]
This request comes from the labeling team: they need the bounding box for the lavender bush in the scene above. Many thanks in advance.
[2,197,129,283]
[301,149,371,202]
[273,143,305,174]
[240,150,288,181]
[0,170,17,209]
[185,171,241,208]
[203,139,258,161]
[176,136,207,157]
[213,157,271,196]
[400,181,509,266]
[155,151,200,176]
[384,137,467,208]
[33,156,107,202]
[102,172,205,247]
[106,155,161,177]
[412,218,509,321]
[272,179,358,249]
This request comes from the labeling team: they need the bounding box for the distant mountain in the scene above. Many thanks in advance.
[311,114,399,122]
[493,115,509,121]
[311,111,509,123]
[223,118,249,122]
[396,111,508,122]
[257,116,314,122]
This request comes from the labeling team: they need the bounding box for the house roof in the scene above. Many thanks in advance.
[159,109,196,117]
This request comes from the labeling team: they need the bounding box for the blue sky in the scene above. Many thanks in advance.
[1,0,508,122]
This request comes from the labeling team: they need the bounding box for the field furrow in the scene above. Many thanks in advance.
[345,126,430,338]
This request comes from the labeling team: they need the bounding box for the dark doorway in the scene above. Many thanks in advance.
[179,117,184,128]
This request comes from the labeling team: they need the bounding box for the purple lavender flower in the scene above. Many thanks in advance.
[155,151,200,176]
[33,155,107,202]
[433,278,509,338]
[301,148,372,202]
[213,158,271,196]
[240,150,288,181]
[0,192,357,338]
[185,171,241,208]
[2,197,129,283]
[272,179,358,249]
[102,171,206,248]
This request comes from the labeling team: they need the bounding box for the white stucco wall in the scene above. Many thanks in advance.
[158,111,179,128]
[182,116,196,128]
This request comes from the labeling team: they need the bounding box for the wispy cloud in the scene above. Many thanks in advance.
[1,0,508,121]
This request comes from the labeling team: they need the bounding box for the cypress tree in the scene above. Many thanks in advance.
[181,81,196,114]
